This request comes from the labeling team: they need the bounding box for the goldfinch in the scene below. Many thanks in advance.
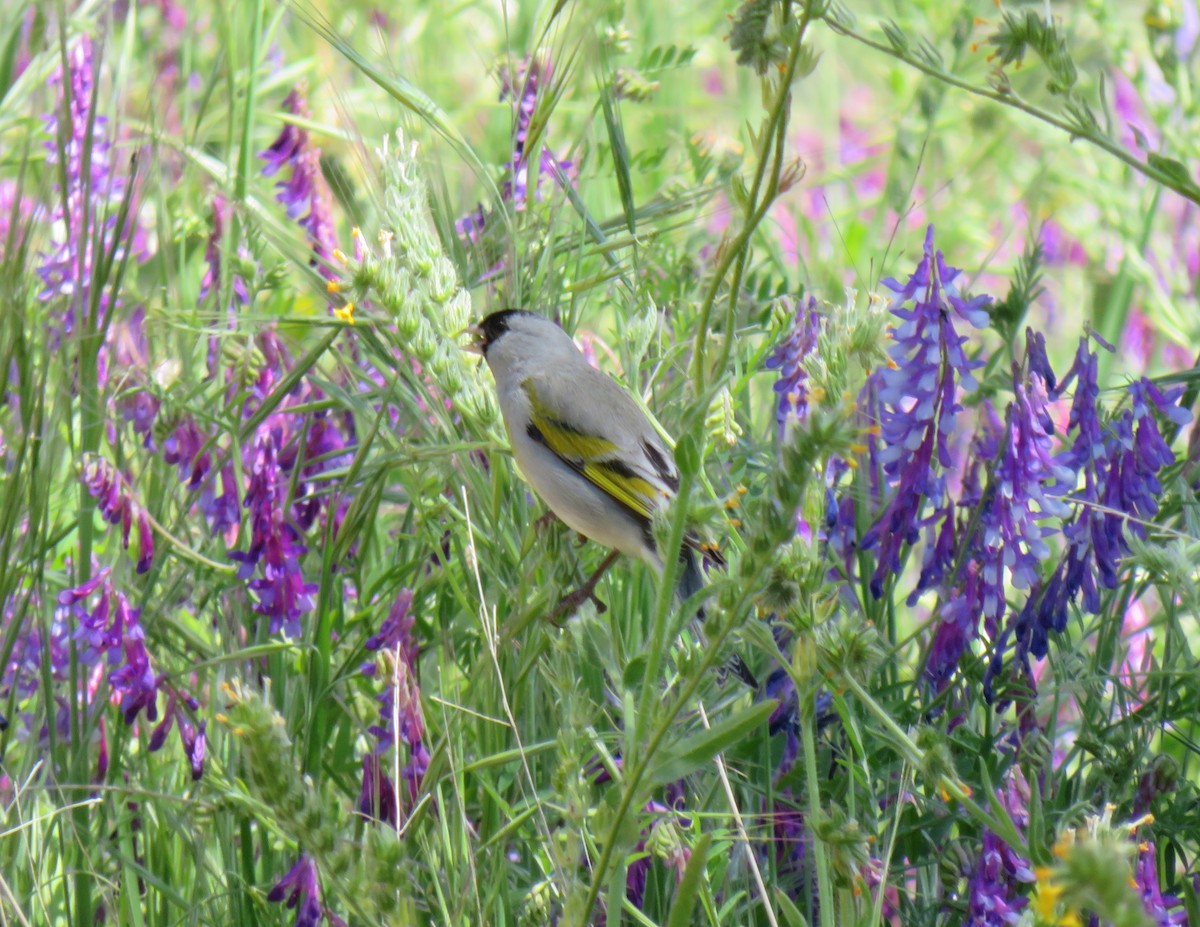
[464,309,721,616]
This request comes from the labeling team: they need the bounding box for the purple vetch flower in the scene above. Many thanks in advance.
[267,854,324,927]
[967,767,1035,926]
[180,717,206,781]
[978,368,1072,624]
[200,463,241,540]
[363,588,417,672]
[455,55,574,242]
[83,455,155,574]
[38,34,134,347]
[1134,841,1188,926]
[925,563,985,693]
[861,225,989,599]
[1000,341,1193,673]
[259,83,339,279]
[65,575,164,728]
[162,418,213,488]
[293,405,354,533]
[360,589,428,819]
[228,433,317,636]
[358,752,399,828]
[148,692,207,780]
[765,295,822,440]
[108,617,160,724]
[3,585,76,741]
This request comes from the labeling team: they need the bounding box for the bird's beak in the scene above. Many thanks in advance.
[459,324,485,356]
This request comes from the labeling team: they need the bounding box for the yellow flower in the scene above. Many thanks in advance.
[1031,866,1080,927]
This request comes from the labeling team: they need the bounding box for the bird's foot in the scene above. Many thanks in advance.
[547,550,621,626]
[534,511,559,532]
[548,584,608,626]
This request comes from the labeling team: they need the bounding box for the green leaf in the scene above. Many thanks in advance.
[601,86,637,235]
[675,433,700,477]
[623,653,647,690]
[665,833,711,927]
[1147,152,1200,194]
[775,887,810,927]
[648,700,777,785]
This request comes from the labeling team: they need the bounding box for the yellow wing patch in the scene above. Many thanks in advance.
[524,378,661,521]
[579,460,660,521]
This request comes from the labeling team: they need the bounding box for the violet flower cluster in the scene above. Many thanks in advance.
[861,224,989,600]
[784,225,1192,701]
[227,434,318,637]
[83,454,155,574]
[267,854,345,927]
[456,55,573,244]
[765,295,822,441]
[38,34,130,344]
[358,588,428,827]
[259,83,338,279]
[989,336,1191,693]
[967,767,1035,926]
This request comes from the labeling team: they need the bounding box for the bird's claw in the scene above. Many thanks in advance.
[548,585,608,626]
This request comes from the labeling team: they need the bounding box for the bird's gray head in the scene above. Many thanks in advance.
[464,309,581,382]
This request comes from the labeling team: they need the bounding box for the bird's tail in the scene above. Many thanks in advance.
[675,546,707,607]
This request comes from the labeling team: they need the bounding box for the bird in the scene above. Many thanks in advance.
[462,308,723,622]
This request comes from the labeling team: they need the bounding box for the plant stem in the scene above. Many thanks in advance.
[691,6,815,393]
[821,14,1200,207]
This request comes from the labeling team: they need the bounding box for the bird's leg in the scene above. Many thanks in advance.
[549,550,621,626]
[533,510,559,532]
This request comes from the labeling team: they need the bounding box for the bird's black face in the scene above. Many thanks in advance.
[465,308,535,356]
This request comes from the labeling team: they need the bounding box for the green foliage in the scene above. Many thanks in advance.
[1,1,1198,926]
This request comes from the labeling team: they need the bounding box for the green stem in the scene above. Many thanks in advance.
[578,556,776,924]
[839,674,1027,852]
[634,467,695,748]
[691,7,815,392]
[821,15,1200,207]
[801,704,836,927]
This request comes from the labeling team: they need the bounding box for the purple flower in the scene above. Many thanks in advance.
[267,855,324,927]
[148,694,207,780]
[861,225,989,599]
[1134,841,1188,926]
[162,418,213,488]
[38,35,134,346]
[967,767,1035,926]
[259,84,338,279]
[979,368,1072,624]
[108,617,161,724]
[83,455,155,574]
[228,434,317,636]
[200,463,241,539]
[293,407,353,532]
[765,295,822,440]
[926,563,984,693]
[360,589,427,818]
[363,589,417,669]
[455,55,573,242]
[65,577,163,727]
[358,753,398,827]
[180,718,206,781]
